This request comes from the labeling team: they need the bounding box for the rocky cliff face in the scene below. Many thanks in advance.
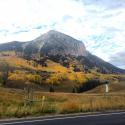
[23,30,87,56]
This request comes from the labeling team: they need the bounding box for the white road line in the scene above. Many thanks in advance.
[1,112,125,125]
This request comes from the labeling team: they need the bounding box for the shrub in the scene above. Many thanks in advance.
[0,77,3,86]
[49,85,55,92]
[76,79,101,93]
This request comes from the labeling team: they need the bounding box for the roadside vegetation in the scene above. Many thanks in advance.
[0,87,125,118]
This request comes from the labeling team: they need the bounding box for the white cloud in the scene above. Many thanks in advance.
[0,0,85,42]
[0,0,125,69]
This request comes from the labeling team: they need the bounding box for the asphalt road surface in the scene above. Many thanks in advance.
[1,111,125,125]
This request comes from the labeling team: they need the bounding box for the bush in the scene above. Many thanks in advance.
[76,79,100,93]
[0,77,3,86]
[49,85,55,92]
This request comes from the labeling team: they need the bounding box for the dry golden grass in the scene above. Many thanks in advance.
[60,101,81,113]
[0,87,125,118]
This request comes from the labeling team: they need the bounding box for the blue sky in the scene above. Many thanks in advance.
[0,0,125,69]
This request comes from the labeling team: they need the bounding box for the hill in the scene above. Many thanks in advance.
[0,51,125,93]
[0,30,125,74]
[0,30,125,92]
[0,52,87,92]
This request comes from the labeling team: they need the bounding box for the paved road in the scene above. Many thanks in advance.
[1,112,125,125]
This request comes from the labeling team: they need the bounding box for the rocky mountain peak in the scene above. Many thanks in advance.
[27,30,88,56]
[0,30,125,74]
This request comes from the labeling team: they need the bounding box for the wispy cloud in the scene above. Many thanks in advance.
[0,0,125,68]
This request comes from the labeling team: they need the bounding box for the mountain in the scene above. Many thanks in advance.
[0,30,125,74]
[0,41,23,52]
[77,53,125,74]
[24,30,87,56]
[0,30,87,56]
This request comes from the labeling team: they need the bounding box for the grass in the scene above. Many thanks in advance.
[0,53,125,118]
[0,87,125,119]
